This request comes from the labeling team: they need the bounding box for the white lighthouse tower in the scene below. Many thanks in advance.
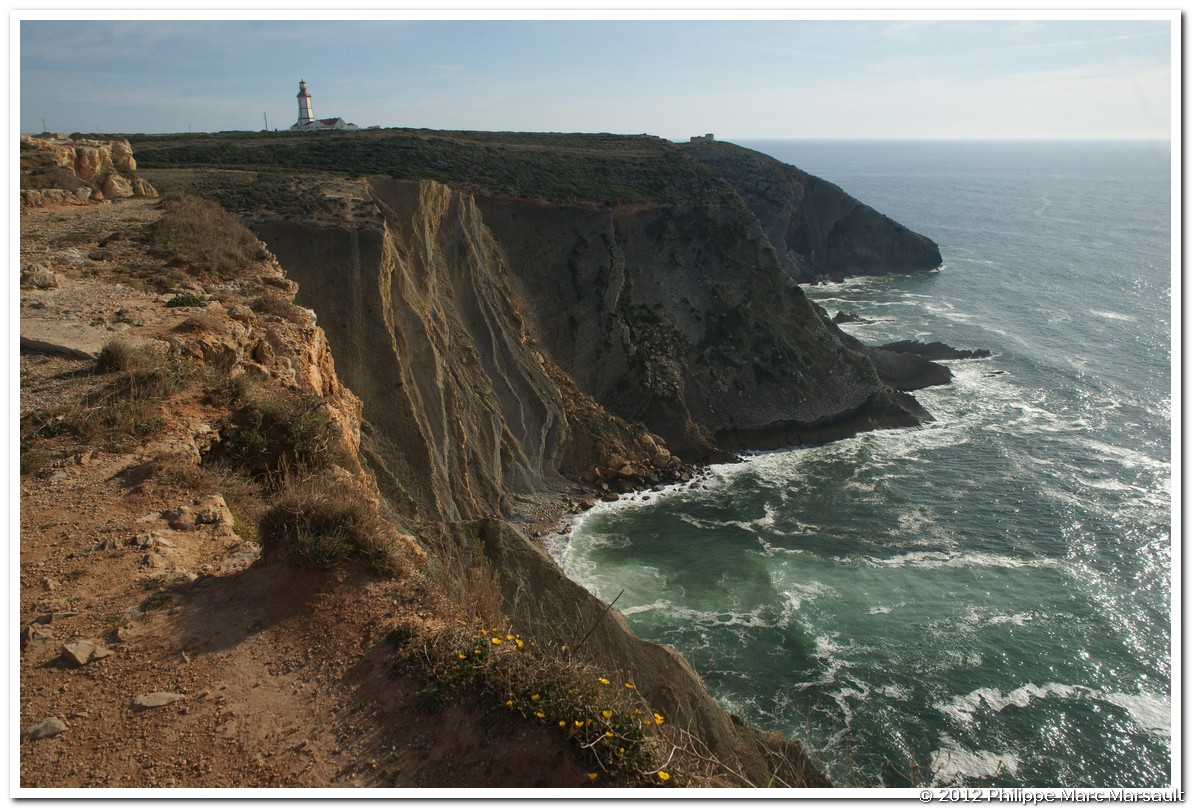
[296,79,315,128]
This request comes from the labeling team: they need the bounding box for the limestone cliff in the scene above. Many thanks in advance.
[684,140,942,282]
[20,134,158,206]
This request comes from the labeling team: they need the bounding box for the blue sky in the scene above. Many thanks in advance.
[18,17,1174,139]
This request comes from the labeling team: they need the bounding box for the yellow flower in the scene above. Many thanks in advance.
[654,713,665,725]
[599,677,610,685]
[624,683,635,689]
[506,634,515,640]
[559,720,566,727]
[531,694,540,701]
[491,637,502,645]
[457,652,467,659]
[575,720,585,728]
[480,629,488,635]
[602,710,612,719]
[458,619,468,626]
[605,731,614,738]
[505,700,513,708]
[473,649,481,655]
[658,771,671,782]
[588,773,597,782]
[515,639,524,649]
[536,711,545,719]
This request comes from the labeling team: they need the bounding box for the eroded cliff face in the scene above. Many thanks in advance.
[684,141,942,282]
[259,172,927,519]
[257,179,673,524]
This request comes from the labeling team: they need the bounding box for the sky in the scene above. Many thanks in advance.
[16,15,1175,140]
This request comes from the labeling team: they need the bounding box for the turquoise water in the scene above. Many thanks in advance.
[553,140,1173,787]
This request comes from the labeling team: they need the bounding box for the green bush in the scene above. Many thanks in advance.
[165,293,207,308]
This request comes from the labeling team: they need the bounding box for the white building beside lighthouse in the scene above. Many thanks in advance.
[289,80,359,131]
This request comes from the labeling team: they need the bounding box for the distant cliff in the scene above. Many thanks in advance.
[684,140,942,282]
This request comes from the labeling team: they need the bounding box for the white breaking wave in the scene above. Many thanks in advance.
[1102,691,1172,737]
[1089,309,1137,322]
[935,682,1088,725]
[935,682,1171,739]
[842,550,1059,571]
[931,738,1022,785]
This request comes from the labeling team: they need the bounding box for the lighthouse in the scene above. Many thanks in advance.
[289,80,359,131]
[296,79,315,128]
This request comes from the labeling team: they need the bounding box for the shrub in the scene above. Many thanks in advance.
[205,389,347,480]
[257,474,414,576]
[399,620,672,786]
[149,192,266,278]
[94,336,164,375]
[165,293,207,308]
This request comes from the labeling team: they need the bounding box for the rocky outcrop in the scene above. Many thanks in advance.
[684,140,942,282]
[20,134,157,207]
[878,339,991,361]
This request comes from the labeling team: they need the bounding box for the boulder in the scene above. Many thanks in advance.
[73,146,106,180]
[131,177,158,198]
[21,263,60,289]
[101,173,133,199]
[194,494,233,527]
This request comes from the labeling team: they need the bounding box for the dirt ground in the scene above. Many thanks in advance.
[16,199,593,791]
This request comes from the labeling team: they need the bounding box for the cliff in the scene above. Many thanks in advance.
[684,140,942,282]
[22,129,956,787]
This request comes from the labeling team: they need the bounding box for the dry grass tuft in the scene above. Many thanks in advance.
[150,192,266,278]
[258,473,420,577]
[250,291,309,325]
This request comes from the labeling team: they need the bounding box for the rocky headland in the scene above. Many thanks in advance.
[19,131,975,789]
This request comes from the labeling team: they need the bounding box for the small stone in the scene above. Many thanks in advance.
[21,624,54,645]
[61,638,113,666]
[131,692,185,711]
[21,716,67,743]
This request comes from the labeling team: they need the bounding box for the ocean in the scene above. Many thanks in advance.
[550,139,1174,787]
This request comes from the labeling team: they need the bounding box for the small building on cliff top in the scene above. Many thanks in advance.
[290,80,359,131]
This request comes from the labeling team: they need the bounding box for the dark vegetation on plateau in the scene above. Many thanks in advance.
[126,128,729,212]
